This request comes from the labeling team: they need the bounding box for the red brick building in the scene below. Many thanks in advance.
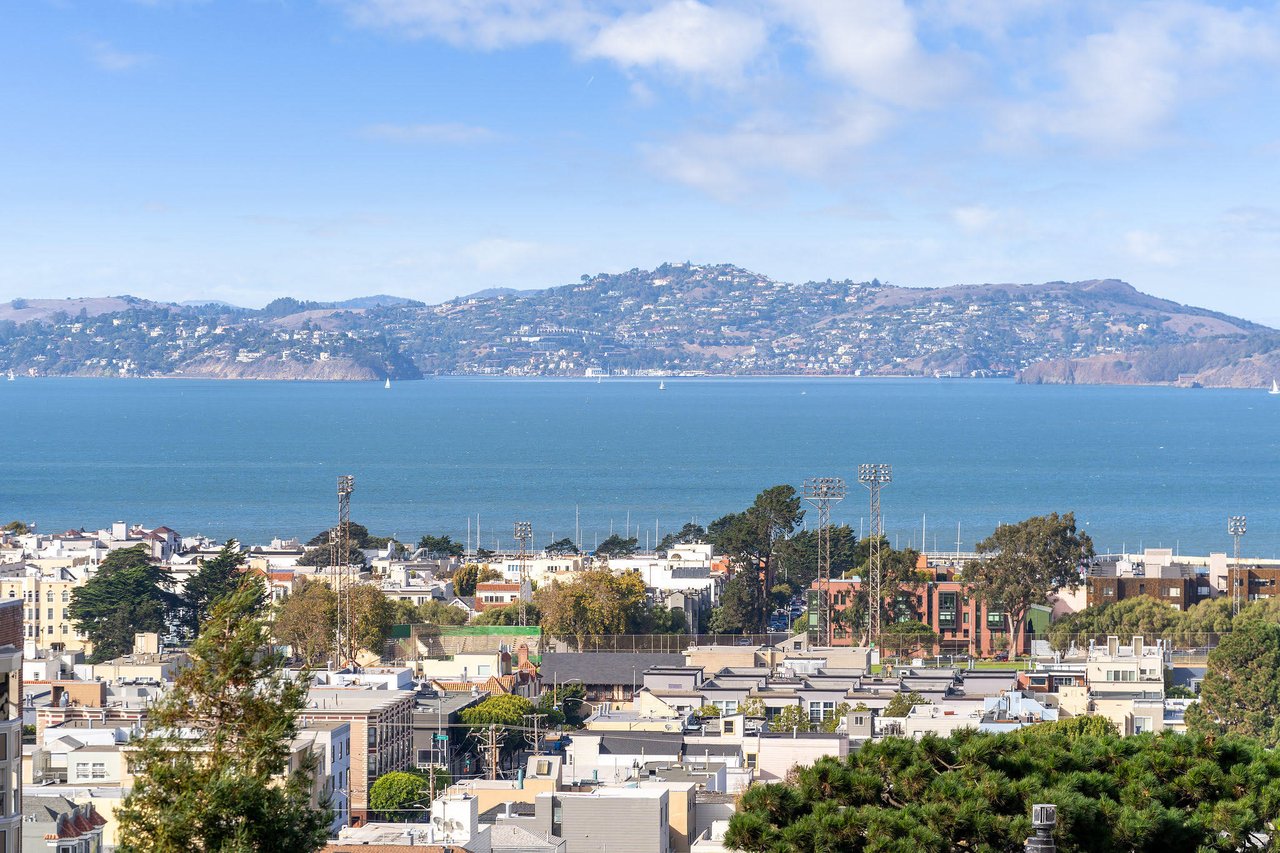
[810,558,1033,657]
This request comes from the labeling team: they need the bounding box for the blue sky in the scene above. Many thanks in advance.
[3,1,1280,324]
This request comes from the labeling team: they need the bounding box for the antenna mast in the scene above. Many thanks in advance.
[330,475,356,667]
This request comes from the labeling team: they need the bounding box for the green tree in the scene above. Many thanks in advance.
[182,541,257,639]
[417,535,464,558]
[595,534,639,558]
[369,769,451,822]
[414,599,469,626]
[69,544,180,663]
[453,563,501,597]
[709,485,804,631]
[272,578,337,666]
[882,690,931,717]
[115,580,331,852]
[708,573,760,634]
[1187,618,1280,746]
[2,520,29,535]
[545,537,580,556]
[460,694,533,728]
[695,704,721,719]
[772,704,810,733]
[657,522,706,553]
[819,702,851,733]
[535,568,650,647]
[740,697,766,718]
[726,721,1280,853]
[346,583,396,656]
[965,512,1092,645]
[471,601,541,626]
[880,621,938,658]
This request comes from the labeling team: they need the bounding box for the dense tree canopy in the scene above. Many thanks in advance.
[369,770,450,822]
[453,563,501,597]
[545,537,580,556]
[536,568,668,646]
[271,578,335,665]
[273,580,396,664]
[709,485,804,632]
[657,522,707,553]
[181,540,256,639]
[594,534,639,558]
[459,694,533,728]
[965,513,1093,642]
[1187,618,1280,746]
[1048,596,1235,651]
[69,544,180,663]
[116,581,330,852]
[727,720,1280,853]
[416,534,464,558]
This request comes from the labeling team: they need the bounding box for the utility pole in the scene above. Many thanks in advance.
[522,712,544,755]
[473,724,505,781]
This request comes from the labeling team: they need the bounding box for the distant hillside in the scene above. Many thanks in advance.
[0,265,1271,383]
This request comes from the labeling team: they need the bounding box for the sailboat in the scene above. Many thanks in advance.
[1270,379,1279,396]
[658,380,666,391]
[384,377,391,390]
[5,371,13,382]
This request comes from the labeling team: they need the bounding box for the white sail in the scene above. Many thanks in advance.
[1271,379,1279,395]
[384,377,391,389]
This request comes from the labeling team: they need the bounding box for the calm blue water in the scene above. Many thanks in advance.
[2,377,1278,556]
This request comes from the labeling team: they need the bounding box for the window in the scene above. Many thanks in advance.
[1167,588,1180,598]
[92,762,106,779]
[47,608,53,620]
[722,719,735,734]
[808,701,836,723]
[76,763,90,777]
[477,665,491,676]
[46,591,53,602]
[938,592,957,629]
[1103,587,1114,597]
[0,732,7,761]
[986,610,1006,630]
[61,590,69,602]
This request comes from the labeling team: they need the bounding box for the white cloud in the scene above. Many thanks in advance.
[647,102,891,199]
[1006,2,1280,148]
[86,40,151,72]
[773,0,966,107]
[585,1,767,82]
[1124,229,1178,266]
[341,0,601,50]
[951,205,998,233]
[361,122,497,144]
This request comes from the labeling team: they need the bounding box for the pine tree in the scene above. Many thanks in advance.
[181,540,257,640]
[115,579,332,852]
[68,544,180,662]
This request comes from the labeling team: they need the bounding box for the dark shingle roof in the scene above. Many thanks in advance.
[539,652,685,686]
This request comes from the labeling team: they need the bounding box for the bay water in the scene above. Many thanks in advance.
[2,377,1277,557]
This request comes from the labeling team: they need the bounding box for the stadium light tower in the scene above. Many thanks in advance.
[514,522,533,626]
[858,464,892,649]
[1229,515,1247,616]
[802,477,846,647]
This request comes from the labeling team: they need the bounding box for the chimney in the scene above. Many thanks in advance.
[517,643,530,667]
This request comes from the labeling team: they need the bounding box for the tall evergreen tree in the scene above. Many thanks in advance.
[69,544,180,663]
[116,579,331,852]
[181,540,257,639]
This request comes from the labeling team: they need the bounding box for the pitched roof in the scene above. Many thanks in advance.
[540,652,685,686]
